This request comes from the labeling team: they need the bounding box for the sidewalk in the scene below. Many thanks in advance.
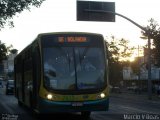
[110,90,160,103]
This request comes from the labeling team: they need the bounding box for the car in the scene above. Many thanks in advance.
[109,85,121,93]
[112,86,122,93]
[6,80,14,95]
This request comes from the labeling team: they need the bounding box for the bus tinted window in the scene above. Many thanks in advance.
[76,47,105,89]
[43,47,75,90]
[43,47,105,90]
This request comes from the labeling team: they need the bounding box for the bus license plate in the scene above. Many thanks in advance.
[72,102,83,107]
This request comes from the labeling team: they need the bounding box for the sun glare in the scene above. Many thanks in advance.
[129,56,135,62]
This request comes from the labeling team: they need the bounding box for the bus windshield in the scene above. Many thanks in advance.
[43,47,105,91]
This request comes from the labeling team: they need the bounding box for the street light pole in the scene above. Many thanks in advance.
[84,9,152,99]
[84,9,147,31]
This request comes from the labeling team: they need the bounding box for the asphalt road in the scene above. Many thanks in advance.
[0,86,160,120]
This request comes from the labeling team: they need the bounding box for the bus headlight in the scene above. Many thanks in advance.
[100,93,106,98]
[46,94,53,100]
[97,93,106,99]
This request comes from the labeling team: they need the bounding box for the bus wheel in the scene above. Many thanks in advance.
[18,101,23,106]
[30,93,33,108]
[81,111,91,120]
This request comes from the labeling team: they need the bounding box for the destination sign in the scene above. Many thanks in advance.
[57,36,87,43]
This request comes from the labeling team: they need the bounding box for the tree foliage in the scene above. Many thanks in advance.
[0,0,45,29]
[107,36,135,62]
[10,49,18,54]
[141,18,160,66]
[106,36,135,86]
[0,40,12,63]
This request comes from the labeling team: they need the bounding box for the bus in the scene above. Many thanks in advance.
[14,32,109,118]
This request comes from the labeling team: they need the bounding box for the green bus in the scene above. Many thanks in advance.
[14,32,109,118]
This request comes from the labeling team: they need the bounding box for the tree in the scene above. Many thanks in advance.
[0,42,17,63]
[141,18,160,66]
[0,0,45,30]
[10,49,18,54]
[106,36,135,86]
[0,40,11,63]
[107,36,135,62]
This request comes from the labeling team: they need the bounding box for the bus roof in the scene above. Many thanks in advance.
[15,32,104,58]
[37,32,103,38]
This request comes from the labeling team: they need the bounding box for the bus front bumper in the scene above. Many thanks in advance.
[38,98,109,113]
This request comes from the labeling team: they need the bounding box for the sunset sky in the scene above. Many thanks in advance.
[0,0,160,57]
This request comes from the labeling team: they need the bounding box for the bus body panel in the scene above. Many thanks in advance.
[14,32,109,114]
[38,97,109,113]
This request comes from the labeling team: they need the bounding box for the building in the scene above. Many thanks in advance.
[123,52,160,91]
[123,66,138,80]
[123,56,160,80]
[2,51,18,79]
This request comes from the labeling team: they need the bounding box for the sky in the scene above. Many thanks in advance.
[0,0,160,55]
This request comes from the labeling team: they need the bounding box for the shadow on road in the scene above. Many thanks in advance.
[33,113,91,120]
[18,106,91,120]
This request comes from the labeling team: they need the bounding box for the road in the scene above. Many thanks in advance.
[0,86,160,120]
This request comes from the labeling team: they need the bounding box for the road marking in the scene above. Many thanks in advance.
[110,104,160,114]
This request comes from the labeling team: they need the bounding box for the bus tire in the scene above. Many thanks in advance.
[18,101,23,106]
[29,92,33,110]
[81,111,91,120]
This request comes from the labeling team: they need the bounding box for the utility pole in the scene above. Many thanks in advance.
[138,45,141,94]
[147,35,152,99]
